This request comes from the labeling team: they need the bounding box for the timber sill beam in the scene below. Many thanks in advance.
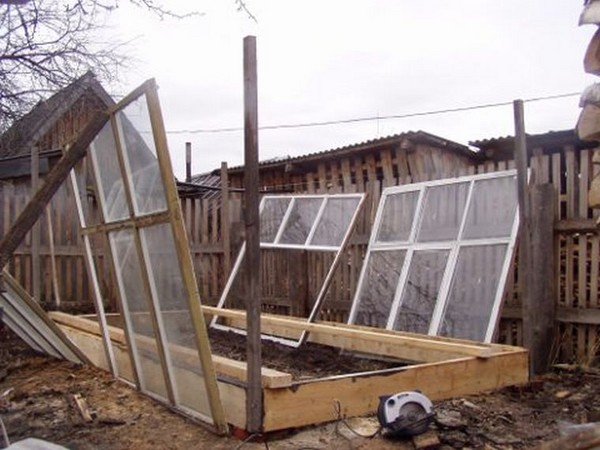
[48,312,292,388]
[204,306,497,360]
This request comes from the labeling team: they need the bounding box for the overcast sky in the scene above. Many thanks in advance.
[109,1,594,180]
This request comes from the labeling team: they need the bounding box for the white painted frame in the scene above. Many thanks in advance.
[348,170,521,343]
[211,193,365,347]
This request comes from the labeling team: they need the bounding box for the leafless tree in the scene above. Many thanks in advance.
[0,0,199,130]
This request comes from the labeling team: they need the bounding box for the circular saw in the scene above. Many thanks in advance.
[377,391,434,437]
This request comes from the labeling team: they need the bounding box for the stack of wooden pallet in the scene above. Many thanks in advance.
[578,0,600,215]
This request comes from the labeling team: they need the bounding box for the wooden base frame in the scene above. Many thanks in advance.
[50,309,529,432]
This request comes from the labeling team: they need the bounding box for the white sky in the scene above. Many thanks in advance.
[108,0,595,180]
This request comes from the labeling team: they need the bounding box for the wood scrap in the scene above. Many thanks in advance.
[70,393,94,423]
[412,430,440,449]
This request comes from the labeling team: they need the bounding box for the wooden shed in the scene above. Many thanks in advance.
[0,72,115,311]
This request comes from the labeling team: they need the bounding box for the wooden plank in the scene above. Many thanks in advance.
[262,350,529,431]
[220,162,231,276]
[31,145,41,302]
[147,80,227,433]
[204,306,498,360]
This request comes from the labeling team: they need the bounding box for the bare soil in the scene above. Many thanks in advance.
[2,323,600,449]
[208,328,400,379]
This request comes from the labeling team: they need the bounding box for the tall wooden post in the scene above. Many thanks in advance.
[31,146,41,302]
[514,100,555,375]
[243,35,263,432]
[185,142,192,182]
[514,100,532,374]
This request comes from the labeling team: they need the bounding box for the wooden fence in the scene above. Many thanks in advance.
[0,144,598,364]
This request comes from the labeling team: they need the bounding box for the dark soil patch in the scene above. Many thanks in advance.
[208,328,401,379]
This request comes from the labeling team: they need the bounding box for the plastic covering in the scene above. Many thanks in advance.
[349,171,519,343]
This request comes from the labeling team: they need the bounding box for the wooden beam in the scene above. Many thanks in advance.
[527,184,556,373]
[49,312,292,388]
[262,350,529,431]
[0,112,109,273]
[220,162,231,275]
[31,145,41,302]
[205,306,497,360]
[243,35,262,433]
[555,218,599,234]
[513,99,533,376]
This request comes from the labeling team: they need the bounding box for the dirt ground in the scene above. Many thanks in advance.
[2,324,600,449]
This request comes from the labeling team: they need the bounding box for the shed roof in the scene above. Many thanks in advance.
[469,129,596,160]
[220,130,478,175]
[0,72,114,161]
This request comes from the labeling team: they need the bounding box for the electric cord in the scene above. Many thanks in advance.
[333,400,382,439]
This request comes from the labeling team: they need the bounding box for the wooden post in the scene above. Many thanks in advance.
[220,162,231,276]
[513,100,534,374]
[528,184,556,373]
[31,146,41,302]
[185,142,192,182]
[0,112,109,276]
[243,35,263,432]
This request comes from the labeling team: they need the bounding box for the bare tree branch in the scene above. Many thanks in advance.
[0,0,204,131]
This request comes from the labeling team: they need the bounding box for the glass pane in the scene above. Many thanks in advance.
[91,122,129,222]
[260,197,291,243]
[393,250,449,334]
[141,223,211,416]
[109,229,168,399]
[376,191,419,242]
[353,250,406,328]
[279,198,323,245]
[439,244,507,341]
[417,183,469,242]
[117,96,167,216]
[463,176,518,239]
[310,197,361,247]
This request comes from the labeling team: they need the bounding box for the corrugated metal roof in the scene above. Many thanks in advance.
[469,129,580,148]
[222,130,476,174]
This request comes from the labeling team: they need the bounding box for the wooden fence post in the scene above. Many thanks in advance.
[243,35,263,432]
[527,184,556,373]
[220,162,231,276]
